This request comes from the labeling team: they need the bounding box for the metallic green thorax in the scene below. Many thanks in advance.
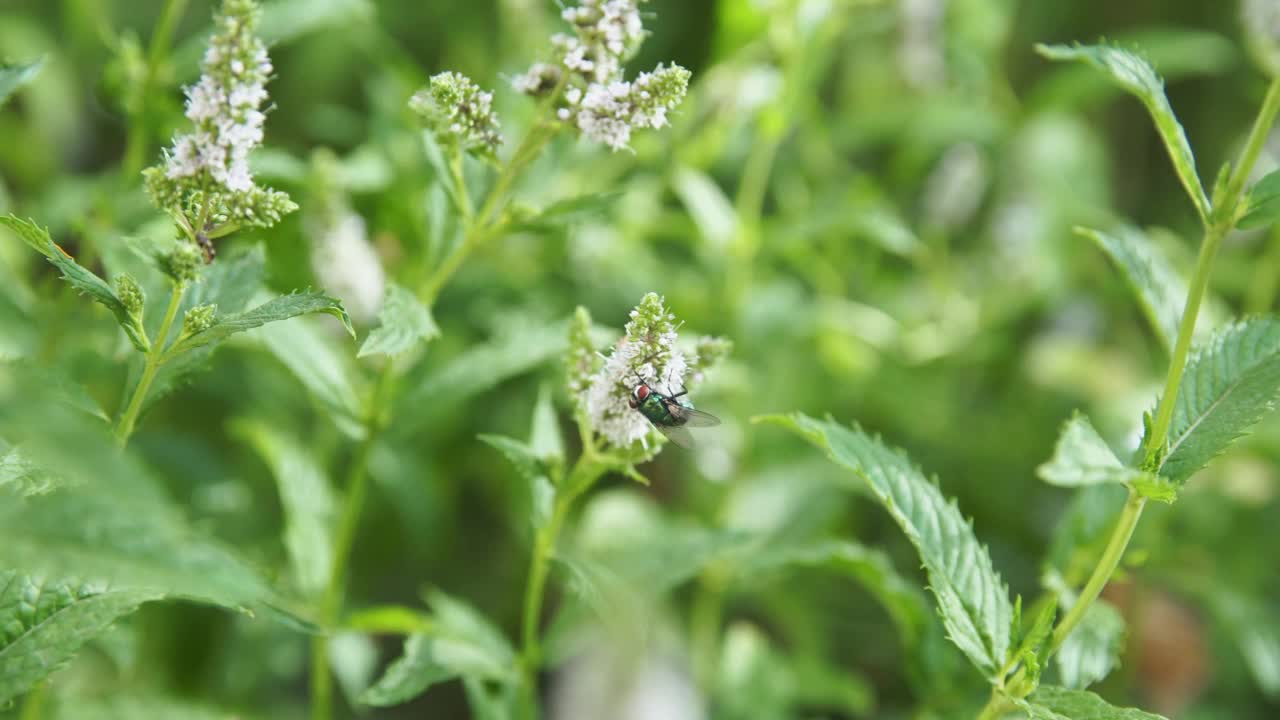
[636,392,692,427]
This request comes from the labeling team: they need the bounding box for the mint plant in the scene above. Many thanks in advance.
[4,1,1280,718]
[759,41,1280,720]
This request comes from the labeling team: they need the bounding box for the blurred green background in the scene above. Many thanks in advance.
[2,0,1279,718]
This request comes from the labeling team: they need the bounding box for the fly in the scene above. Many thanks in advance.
[628,374,720,449]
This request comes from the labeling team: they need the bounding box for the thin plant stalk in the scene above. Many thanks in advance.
[114,282,186,447]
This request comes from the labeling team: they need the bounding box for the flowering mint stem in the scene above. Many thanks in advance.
[517,449,605,720]
[977,76,1280,720]
[420,77,566,303]
[311,364,397,720]
[113,282,186,447]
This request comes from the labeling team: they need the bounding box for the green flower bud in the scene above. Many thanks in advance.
[162,240,206,284]
[566,306,597,406]
[689,336,732,383]
[113,273,146,319]
[410,72,503,159]
[182,303,218,337]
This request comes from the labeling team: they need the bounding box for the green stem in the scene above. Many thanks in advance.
[18,683,49,720]
[1144,76,1280,463]
[114,282,185,446]
[450,146,473,221]
[976,689,1011,720]
[518,457,605,720]
[311,365,397,720]
[690,571,728,690]
[1047,489,1145,653]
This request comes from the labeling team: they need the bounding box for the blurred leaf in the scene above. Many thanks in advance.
[733,538,930,649]
[1038,414,1150,488]
[0,573,160,704]
[358,283,438,358]
[0,379,292,618]
[174,0,375,78]
[344,605,433,635]
[361,591,515,707]
[1210,590,1280,698]
[1046,485,1128,586]
[0,445,56,497]
[1239,169,1280,230]
[509,192,621,233]
[1056,600,1125,690]
[462,676,511,720]
[0,57,44,108]
[259,316,365,435]
[761,414,1013,679]
[0,215,147,352]
[168,291,353,356]
[1079,226,1187,352]
[1037,44,1210,222]
[49,694,256,720]
[185,244,267,315]
[528,384,564,467]
[1149,318,1280,483]
[394,319,568,435]
[236,421,336,598]
[673,166,737,250]
[1021,685,1168,719]
[478,433,554,531]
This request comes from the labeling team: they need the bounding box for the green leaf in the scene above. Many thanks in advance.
[478,434,553,530]
[0,573,161,703]
[49,694,258,720]
[528,384,564,467]
[0,444,57,497]
[0,383,290,617]
[673,166,737,250]
[1037,44,1210,222]
[168,290,353,356]
[1208,590,1280,698]
[1056,600,1125,689]
[343,605,434,635]
[358,283,439,358]
[361,591,515,707]
[1239,169,1280,230]
[235,421,336,598]
[1022,685,1169,719]
[1078,226,1187,353]
[760,414,1013,679]
[732,539,931,649]
[1150,318,1280,483]
[0,57,44,108]
[1038,414,1151,488]
[0,215,148,352]
[259,316,365,436]
[509,192,622,233]
[394,319,569,437]
[185,244,267,315]
[1012,596,1058,678]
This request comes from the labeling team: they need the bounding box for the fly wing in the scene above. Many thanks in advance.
[654,423,696,449]
[667,403,721,428]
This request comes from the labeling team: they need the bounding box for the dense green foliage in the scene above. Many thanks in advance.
[3,1,1280,719]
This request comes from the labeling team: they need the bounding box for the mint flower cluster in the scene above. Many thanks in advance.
[578,293,688,449]
[514,0,691,151]
[144,0,294,239]
[410,71,503,159]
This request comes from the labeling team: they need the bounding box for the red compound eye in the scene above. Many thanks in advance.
[635,385,650,401]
